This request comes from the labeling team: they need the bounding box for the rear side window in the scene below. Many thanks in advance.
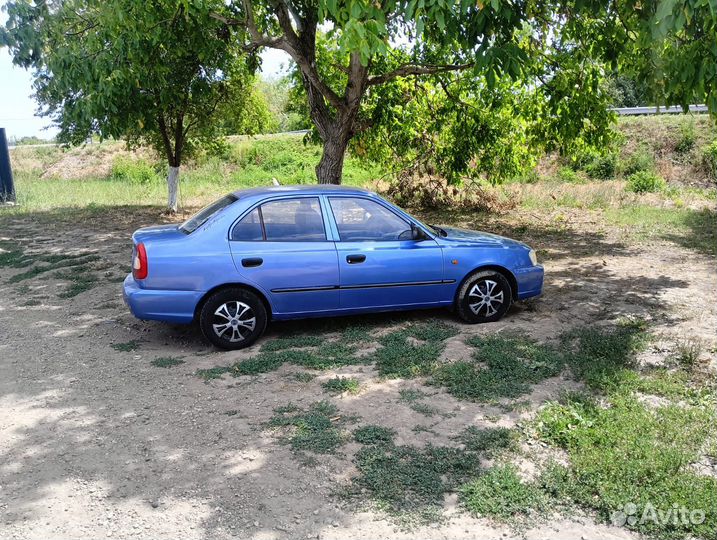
[230,197,326,242]
[231,208,263,241]
[180,194,237,234]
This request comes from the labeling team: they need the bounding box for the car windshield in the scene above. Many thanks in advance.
[179,194,238,234]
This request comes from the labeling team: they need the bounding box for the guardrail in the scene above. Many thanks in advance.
[611,105,708,115]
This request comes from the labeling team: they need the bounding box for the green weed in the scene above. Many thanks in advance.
[461,465,546,521]
[292,372,316,382]
[626,170,666,193]
[268,401,353,455]
[353,425,396,445]
[322,376,360,394]
[375,321,458,378]
[111,340,140,352]
[536,391,716,539]
[352,442,482,520]
[431,334,564,402]
[560,321,650,392]
[455,426,518,456]
[151,356,185,368]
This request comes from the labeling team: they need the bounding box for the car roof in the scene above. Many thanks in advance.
[231,184,377,200]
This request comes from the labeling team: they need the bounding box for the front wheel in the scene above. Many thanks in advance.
[199,288,267,350]
[455,270,513,324]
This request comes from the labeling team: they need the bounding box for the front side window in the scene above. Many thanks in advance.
[329,197,411,241]
[231,197,326,242]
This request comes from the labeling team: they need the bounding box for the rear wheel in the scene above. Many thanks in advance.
[455,270,513,324]
[199,288,267,350]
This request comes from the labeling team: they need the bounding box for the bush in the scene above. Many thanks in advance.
[557,166,583,183]
[621,146,654,176]
[626,170,666,193]
[675,120,696,154]
[584,154,618,179]
[701,141,717,181]
[110,156,159,184]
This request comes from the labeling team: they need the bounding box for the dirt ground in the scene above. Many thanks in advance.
[1,206,715,540]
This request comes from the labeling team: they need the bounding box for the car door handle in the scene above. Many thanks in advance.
[346,254,366,264]
[241,257,263,268]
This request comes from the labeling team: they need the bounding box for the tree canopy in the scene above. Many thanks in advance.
[1,0,256,211]
[220,0,715,184]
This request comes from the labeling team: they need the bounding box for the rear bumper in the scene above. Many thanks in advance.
[122,274,201,324]
[514,265,544,300]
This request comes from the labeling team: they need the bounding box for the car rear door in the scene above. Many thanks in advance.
[326,196,446,310]
[229,196,339,316]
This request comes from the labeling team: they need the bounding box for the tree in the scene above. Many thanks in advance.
[218,77,279,135]
[214,0,715,184]
[1,0,256,211]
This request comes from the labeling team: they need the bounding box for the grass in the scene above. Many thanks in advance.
[533,322,717,540]
[54,270,100,297]
[292,371,316,382]
[461,465,546,521]
[353,425,396,445]
[454,426,518,456]
[111,340,140,352]
[196,320,457,380]
[672,338,703,370]
[5,134,379,214]
[349,425,526,523]
[603,206,717,257]
[375,321,459,378]
[398,388,446,417]
[351,442,483,521]
[151,356,185,368]
[536,392,716,539]
[560,320,650,392]
[430,334,564,402]
[322,376,360,394]
[267,401,353,455]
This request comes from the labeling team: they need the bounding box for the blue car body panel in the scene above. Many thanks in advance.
[123,185,544,323]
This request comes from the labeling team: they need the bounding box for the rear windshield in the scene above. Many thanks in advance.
[179,194,238,234]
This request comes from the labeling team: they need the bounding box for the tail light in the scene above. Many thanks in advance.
[132,242,148,280]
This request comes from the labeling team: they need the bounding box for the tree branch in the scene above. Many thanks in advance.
[367,63,473,86]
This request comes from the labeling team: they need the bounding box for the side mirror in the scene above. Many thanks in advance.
[411,222,427,241]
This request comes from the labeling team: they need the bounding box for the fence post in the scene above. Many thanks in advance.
[0,128,17,204]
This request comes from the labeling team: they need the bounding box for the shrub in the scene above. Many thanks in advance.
[584,154,618,179]
[626,170,666,193]
[701,141,717,181]
[557,166,583,183]
[110,156,159,184]
[620,146,654,176]
[675,120,696,154]
[569,146,601,171]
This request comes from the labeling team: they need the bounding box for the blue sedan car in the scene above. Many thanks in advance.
[123,185,543,349]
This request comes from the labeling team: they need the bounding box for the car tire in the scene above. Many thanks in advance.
[199,288,267,350]
[455,270,513,324]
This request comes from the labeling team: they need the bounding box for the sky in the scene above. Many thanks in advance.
[0,0,291,141]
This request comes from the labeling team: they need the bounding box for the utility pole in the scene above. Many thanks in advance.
[0,128,17,205]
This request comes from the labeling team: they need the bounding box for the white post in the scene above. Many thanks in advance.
[167,166,180,212]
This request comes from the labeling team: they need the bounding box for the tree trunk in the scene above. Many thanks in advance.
[167,166,180,212]
[316,133,351,185]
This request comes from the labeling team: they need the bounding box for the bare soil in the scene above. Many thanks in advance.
[1,206,715,540]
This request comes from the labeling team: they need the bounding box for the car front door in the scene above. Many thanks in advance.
[229,196,339,316]
[326,196,446,311]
